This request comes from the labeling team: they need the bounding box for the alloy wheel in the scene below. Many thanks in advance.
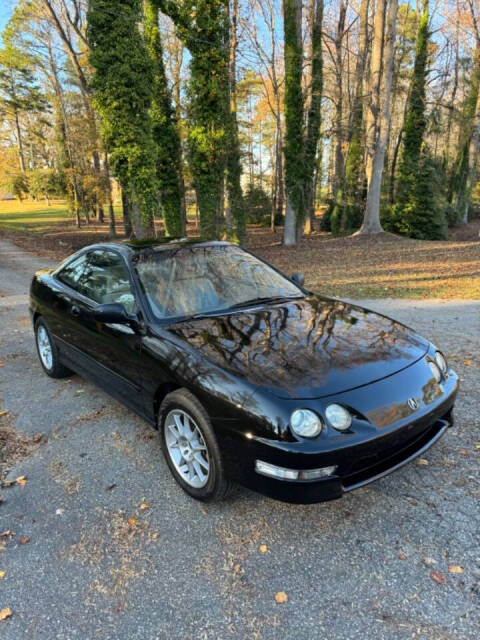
[164,409,210,488]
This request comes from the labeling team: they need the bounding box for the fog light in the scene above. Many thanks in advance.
[255,460,337,481]
[255,460,298,480]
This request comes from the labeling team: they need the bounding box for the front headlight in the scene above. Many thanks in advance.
[325,404,352,431]
[435,351,448,375]
[290,409,323,438]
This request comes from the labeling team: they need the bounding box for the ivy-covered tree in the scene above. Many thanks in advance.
[144,0,184,237]
[87,0,158,238]
[449,46,480,224]
[155,0,245,242]
[282,0,323,246]
[389,2,446,239]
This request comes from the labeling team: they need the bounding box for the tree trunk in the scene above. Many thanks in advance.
[461,85,480,223]
[365,0,386,188]
[283,196,297,246]
[332,2,347,199]
[360,0,398,234]
[121,188,133,238]
[282,0,304,246]
[104,152,116,237]
[14,110,26,172]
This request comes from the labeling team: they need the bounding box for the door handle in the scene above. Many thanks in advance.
[71,305,81,317]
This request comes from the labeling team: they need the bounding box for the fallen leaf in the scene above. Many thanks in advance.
[448,565,464,574]
[274,591,288,604]
[151,532,160,540]
[463,360,471,366]
[398,553,407,561]
[0,570,5,579]
[459,449,469,455]
[55,508,64,516]
[16,476,27,486]
[0,607,12,621]
[475,443,480,450]
[128,517,136,526]
[140,502,150,510]
[19,536,29,545]
[233,564,241,574]
[423,557,436,566]
[32,434,43,442]
[201,507,207,515]
[430,570,446,585]
[0,410,8,417]
[259,544,268,553]
[0,531,14,541]
[417,458,429,466]
[106,483,116,491]
[76,389,85,394]
[112,433,121,441]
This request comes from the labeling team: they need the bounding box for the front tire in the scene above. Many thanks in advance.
[159,389,231,502]
[34,317,71,378]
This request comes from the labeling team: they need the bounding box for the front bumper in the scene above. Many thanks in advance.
[218,373,458,504]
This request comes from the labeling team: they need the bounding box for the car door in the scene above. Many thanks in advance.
[65,248,146,416]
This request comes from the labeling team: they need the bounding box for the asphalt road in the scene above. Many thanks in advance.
[0,238,479,640]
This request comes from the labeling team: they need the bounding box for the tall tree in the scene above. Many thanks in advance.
[144,0,184,237]
[87,0,158,238]
[359,0,398,234]
[155,0,245,241]
[0,43,48,171]
[282,0,323,246]
[389,1,446,239]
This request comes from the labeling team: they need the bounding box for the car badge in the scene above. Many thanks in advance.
[407,398,418,411]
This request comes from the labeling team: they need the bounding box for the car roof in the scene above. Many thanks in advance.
[78,239,234,258]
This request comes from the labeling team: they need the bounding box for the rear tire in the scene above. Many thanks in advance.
[159,389,231,502]
[34,317,71,378]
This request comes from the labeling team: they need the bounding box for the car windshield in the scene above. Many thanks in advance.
[135,245,304,321]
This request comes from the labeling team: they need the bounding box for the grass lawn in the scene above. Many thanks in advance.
[1,198,479,299]
[0,199,74,231]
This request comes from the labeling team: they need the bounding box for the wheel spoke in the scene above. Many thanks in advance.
[174,414,184,436]
[194,451,209,470]
[192,460,205,480]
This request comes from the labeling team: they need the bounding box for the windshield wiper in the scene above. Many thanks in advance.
[161,296,304,323]
[223,294,304,312]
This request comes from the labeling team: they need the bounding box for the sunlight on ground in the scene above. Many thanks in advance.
[1,200,479,299]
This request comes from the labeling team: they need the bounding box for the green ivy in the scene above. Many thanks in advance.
[87,0,158,233]
[144,0,183,237]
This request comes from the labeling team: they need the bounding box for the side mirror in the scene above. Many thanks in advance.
[93,303,131,325]
[291,272,305,287]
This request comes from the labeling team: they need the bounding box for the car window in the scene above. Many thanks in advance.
[80,250,137,314]
[135,245,303,320]
[56,253,89,291]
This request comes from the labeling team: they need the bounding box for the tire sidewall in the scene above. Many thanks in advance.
[159,391,225,501]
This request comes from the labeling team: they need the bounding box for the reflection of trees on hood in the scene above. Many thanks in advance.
[172,297,419,391]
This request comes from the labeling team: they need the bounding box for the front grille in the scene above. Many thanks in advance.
[341,416,449,490]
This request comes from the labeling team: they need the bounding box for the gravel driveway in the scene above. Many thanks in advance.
[0,238,479,640]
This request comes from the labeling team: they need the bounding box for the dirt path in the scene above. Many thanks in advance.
[0,239,479,639]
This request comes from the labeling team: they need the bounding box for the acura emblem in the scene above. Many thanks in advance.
[407,398,418,411]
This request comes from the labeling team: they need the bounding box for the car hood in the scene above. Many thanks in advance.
[166,296,430,399]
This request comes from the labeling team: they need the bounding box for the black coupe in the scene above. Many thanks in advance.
[30,240,458,503]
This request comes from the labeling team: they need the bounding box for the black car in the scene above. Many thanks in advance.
[30,240,458,503]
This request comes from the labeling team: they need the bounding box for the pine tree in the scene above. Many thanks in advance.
[389,2,446,239]
[144,0,183,237]
[87,0,158,238]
